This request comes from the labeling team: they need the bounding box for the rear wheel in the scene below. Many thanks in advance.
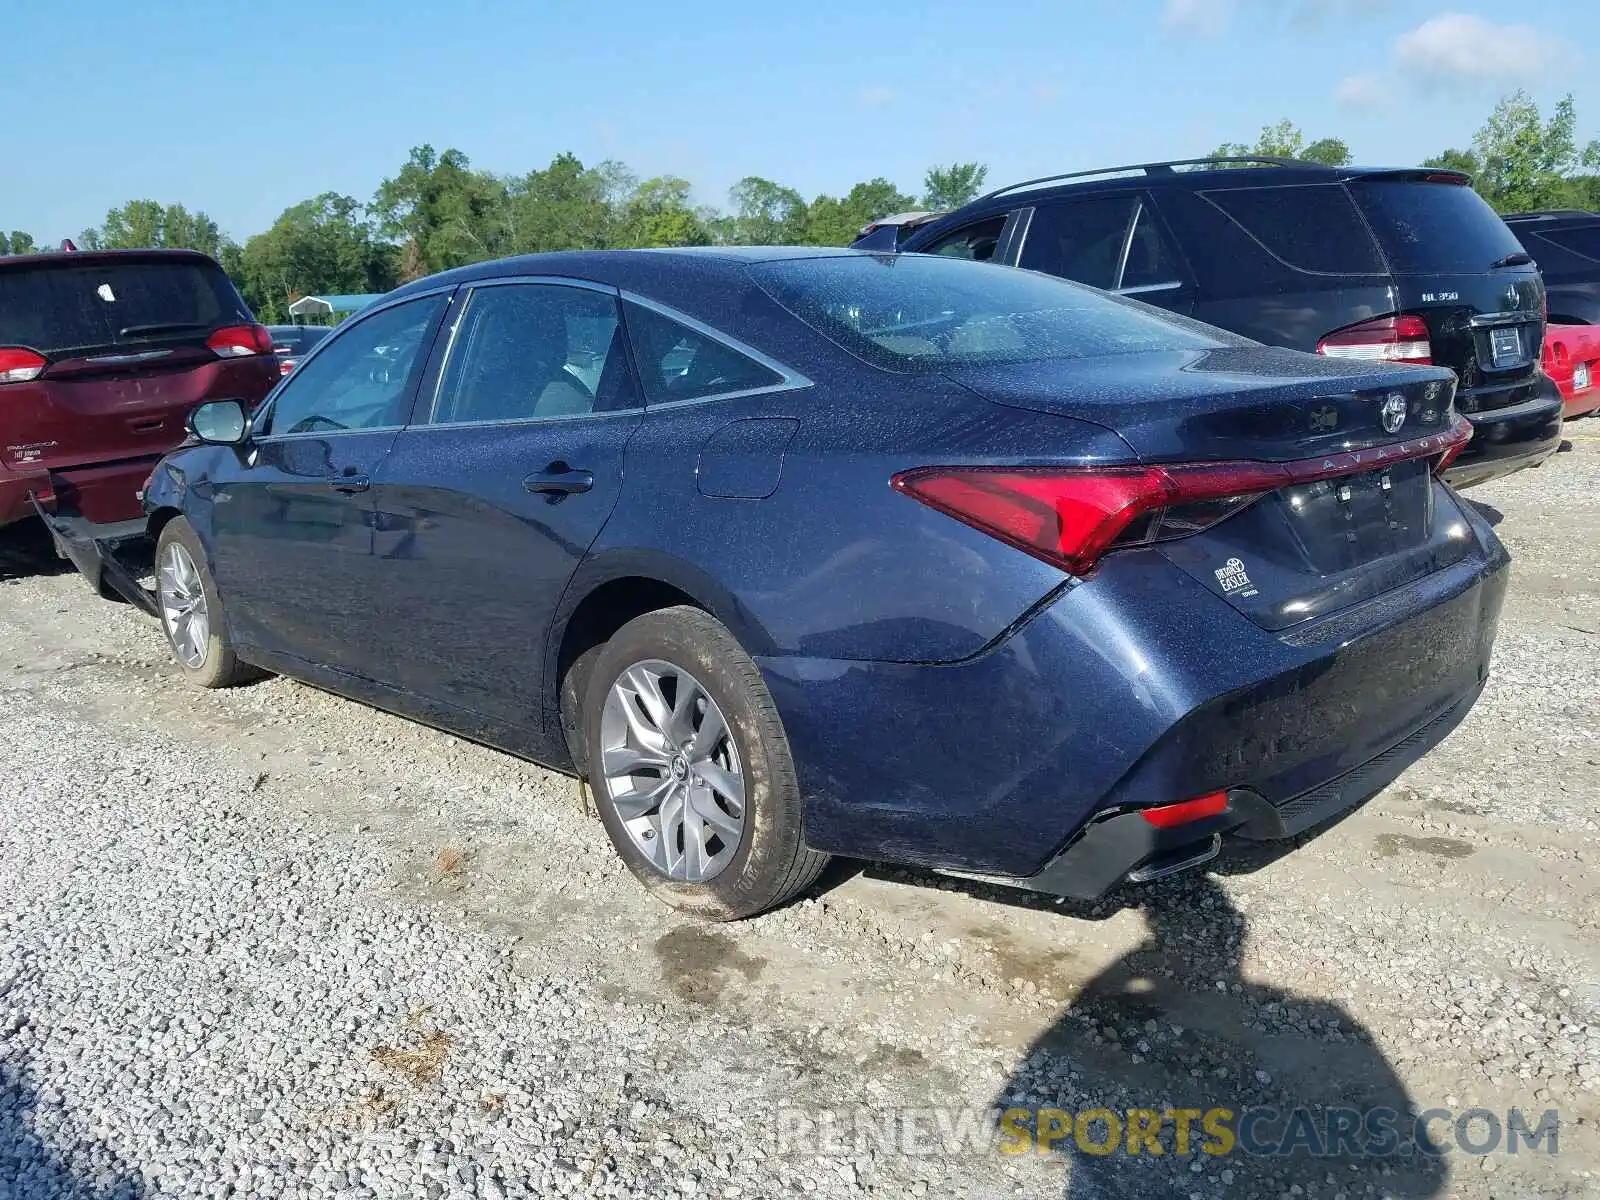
[584,606,828,920]
[154,518,261,689]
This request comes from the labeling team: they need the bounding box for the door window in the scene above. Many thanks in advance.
[1206,184,1384,274]
[924,216,1008,262]
[1119,203,1185,291]
[257,294,447,437]
[428,284,638,424]
[1017,196,1138,288]
[622,301,785,404]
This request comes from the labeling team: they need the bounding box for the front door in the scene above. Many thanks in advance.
[207,292,450,667]
[360,280,643,727]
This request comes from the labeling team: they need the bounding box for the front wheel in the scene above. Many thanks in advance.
[583,606,828,920]
[154,518,262,689]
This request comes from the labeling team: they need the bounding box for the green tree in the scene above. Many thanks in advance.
[1301,138,1352,167]
[803,178,918,245]
[1,231,36,255]
[372,145,511,279]
[234,193,397,323]
[615,176,711,248]
[716,176,808,245]
[1469,91,1597,213]
[80,200,226,257]
[1422,148,1482,177]
[922,163,989,211]
[1213,119,1306,162]
[501,153,620,254]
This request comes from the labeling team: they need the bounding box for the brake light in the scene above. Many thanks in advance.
[893,415,1471,576]
[279,357,296,376]
[1141,790,1229,828]
[207,323,274,358]
[1317,315,1433,365]
[0,347,46,383]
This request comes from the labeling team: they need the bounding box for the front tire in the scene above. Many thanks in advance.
[583,606,828,920]
[154,518,261,689]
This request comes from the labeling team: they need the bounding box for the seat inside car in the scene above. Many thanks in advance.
[442,290,594,423]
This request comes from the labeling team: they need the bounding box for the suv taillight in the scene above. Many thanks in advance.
[207,324,274,358]
[1316,315,1433,365]
[894,417,1472,575]
[0,347,46,383]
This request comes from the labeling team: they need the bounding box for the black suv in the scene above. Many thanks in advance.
[1504,209,1600,325]
[860,158,1564,488]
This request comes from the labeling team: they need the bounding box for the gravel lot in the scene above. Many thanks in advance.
[2,434,1598,1200]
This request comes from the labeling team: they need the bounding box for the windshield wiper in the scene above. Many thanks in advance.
[1490,251,1533,269]
[117,321,207,338]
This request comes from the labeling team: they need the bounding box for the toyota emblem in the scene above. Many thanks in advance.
[1381,393,1407,434]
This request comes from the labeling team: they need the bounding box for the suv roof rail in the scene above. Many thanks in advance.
[1503,209,1597,222]
[977,156,1307,202]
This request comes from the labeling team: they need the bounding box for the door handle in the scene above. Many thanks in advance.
[523,463,594,497]
[330,475,370,494]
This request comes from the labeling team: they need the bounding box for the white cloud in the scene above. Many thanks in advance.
[1393,13,1558,84]
[858,85,897,109]
[1162,0,1234,38]
[1335,72,1393,109]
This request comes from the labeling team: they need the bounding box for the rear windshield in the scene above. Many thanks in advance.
[1351,181,1526,275]
[747,253,1225,373]
[0,258,248,357]
[269,326,331,353]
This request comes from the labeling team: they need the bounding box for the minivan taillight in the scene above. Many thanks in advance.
[894,417,1472,576]
[0,347,46,383]
[207,324,274,358]
[1316,315,1433,365]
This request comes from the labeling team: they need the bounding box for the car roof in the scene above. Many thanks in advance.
[1503,209,1599,226]
[0,247,224,272]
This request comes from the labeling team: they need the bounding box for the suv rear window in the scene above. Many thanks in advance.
[1350,181,1526,274]
[1200,184,1383,275]
[749,254,1225,374]
[0,257,248,358]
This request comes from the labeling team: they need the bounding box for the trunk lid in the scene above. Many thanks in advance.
[945,346,1474,630]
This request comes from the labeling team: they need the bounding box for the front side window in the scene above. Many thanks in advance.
[1017,195,1138,289]
[623,300,784,404]
[749,253,1227,374]
[925,216,1007,263]
[429,284,637,424]
[257,294,446,437]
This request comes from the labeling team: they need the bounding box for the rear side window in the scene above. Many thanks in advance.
[0,259,249,357]
[1201,185,1383,274]
[1018,196,1137,288]
[1546,226,1600,263]
[749,254,1226,374]
[622,301,785,404]
[1350,181,1526,274]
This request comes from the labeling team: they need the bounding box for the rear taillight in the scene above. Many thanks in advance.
[894,415,1472,576]
[207,323,274,358]
[0,347,46,383]
[278,357,296,376]
[1316,315,1433,365]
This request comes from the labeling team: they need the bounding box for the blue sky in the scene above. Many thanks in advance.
[5,0,1596,244]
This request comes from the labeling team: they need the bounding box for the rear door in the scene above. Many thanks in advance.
[0,254,276,476]
[1348,178,1546,414]
[206,292,450,667]
[358,279,643,723]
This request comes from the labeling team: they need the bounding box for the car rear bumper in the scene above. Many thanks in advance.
[760,510,1508,894]
[1444,379,1564,488]
[27,498,159,616]
[0,454,163,528]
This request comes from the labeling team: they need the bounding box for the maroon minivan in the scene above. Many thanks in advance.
[0,249,279,534]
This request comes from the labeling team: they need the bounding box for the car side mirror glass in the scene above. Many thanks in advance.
[188,399,249,446]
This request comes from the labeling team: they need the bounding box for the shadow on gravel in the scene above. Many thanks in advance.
[999,876,1446,1200]
[1,1061,143,1198]
[0,521,74,582]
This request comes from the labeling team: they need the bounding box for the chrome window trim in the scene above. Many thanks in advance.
[1113,200,1142,291]
[251,285,456,443]
[1114,281,1185,297]
[620,290,813,408]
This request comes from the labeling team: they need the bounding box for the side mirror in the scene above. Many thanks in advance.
[188,399,250,446]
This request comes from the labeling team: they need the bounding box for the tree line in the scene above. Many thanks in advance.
[3,91,1597,324]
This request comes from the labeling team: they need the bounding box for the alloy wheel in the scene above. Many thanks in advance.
[158,543,210,669]
[598,659,746,883]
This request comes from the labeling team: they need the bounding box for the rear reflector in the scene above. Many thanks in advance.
[207,323,274,358]
[1317,315,1433,365]
[0,347,46,383]
[1141,791,1229,828]
[893,414,1471,576]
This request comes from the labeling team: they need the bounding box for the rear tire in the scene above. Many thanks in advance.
[583,606,828,920]
[154,517,262,689]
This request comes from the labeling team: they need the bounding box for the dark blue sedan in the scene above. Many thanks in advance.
[135,248,1507,919]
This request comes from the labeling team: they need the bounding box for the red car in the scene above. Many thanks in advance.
[1,248,279,546]
[1543,323,1600,418]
